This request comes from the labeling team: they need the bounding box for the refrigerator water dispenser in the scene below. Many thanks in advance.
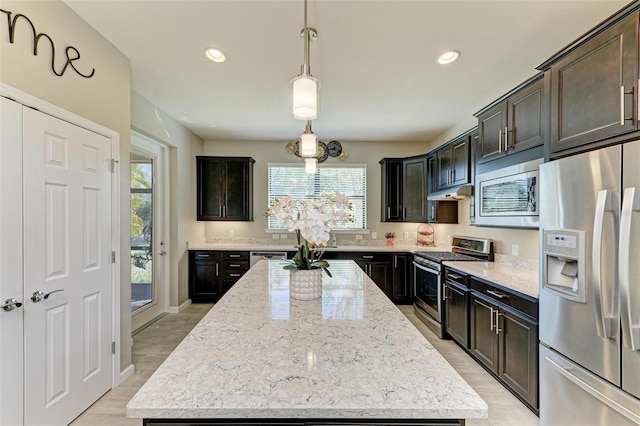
[543,229,587,303]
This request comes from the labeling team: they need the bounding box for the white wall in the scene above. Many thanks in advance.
[130,91,204,307]
[0,1,133,372]
[204,137,539,260]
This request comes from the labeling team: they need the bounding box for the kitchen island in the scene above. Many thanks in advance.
[126,260,488,425]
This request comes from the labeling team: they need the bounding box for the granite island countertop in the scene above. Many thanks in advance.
[443,260,539,299]
[127,260,488,422]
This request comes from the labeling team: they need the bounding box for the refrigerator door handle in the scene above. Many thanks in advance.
[592,189,617,339]
[545,354,640,424]
[620,187,640,351]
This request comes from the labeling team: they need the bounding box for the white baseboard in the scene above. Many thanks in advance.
[167,299,192,314]
[118,364,135,386]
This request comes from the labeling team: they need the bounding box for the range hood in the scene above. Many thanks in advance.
[427,184,473,201]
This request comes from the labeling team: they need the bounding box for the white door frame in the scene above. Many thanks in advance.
[0,83,124,387]
[130,131,170,331]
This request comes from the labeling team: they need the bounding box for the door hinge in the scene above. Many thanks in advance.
[110,159,119,172]
[111,341,116,354]
[111,251,116,263]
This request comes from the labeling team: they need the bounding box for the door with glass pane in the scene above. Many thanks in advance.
[131,133,166,332]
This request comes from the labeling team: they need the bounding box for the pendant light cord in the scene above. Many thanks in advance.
[302,0,310,76]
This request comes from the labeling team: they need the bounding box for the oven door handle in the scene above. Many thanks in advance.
[412,261,440,276]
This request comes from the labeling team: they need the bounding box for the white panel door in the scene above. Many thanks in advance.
[0,97,25,425]
[22,108,112,425]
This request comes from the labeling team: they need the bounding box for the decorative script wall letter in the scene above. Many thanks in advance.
[1,8,95,78]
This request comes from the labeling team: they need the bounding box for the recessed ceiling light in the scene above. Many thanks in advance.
[437,50,460,65]
[205,48,226,63]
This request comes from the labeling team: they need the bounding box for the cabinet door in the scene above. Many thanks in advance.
[437,146,452,189]
[190,261,221,301]
[223,159,252,220]
[498,307,539,409]
[451,137,469,186]
[403,156,427,222]
[392,254,412,304]
[197,158,223,220]
[550,13,638,154]
[470,293,499,374]
[444,282,469,348]
[508,77,544,154]
[477,103,507,164]
[368,262,391,296]
[381,159,404,221]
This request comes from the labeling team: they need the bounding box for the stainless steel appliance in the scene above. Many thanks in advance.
[413,235,493,338]
[249,251,287,268]
[539,141,640,425]
[475,158,542,228]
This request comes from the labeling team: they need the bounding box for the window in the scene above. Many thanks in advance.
[267,164,367,229]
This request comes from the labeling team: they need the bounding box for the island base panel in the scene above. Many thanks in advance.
[143,418,465,426]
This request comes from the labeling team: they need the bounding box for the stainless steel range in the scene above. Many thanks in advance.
[413,235,493,338]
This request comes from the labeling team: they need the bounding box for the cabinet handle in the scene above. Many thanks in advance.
[495,310,502,335]
[229,273,241,277]
[490,306,495,331]
[448,273,462,280]
[363,255,374,259]
[387,207,391,218]
[621,85,626,126]
[451,168,455,183]
[431,205,435,220]
[229,264,241,267]
[229,254,241,258]
[487,289,508,299]
[223,205,226,217]
[443,287,449,301]
[197,254,210,258]
[498,129,502,153]
[394,255,397,269]
[215,264,219,277]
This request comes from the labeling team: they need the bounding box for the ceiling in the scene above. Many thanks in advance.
[65,0,629,144]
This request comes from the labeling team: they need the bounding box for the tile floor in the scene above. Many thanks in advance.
[71,303,539,426]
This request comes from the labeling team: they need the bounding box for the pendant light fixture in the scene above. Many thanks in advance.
[304,157,317,174]
[292,0,319,120]
[299,121,318,157]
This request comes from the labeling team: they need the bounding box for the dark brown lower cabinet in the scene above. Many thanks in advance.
[444,280,469,348]
[469,287,539,412]
[189,251,249,302]
[392,253,412,304]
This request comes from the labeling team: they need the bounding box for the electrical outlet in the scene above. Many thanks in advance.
[280,234,288,240]
[355,235,363,241]
[229,230,235,238]
[403,232,409,239]
[448,234,452,244]
[371,232,377,240]
[272,234,280,240]
[511,244,519,257]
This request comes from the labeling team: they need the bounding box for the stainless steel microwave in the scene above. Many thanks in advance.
[475,158,543,228]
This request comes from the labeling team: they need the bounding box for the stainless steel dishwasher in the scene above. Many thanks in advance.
[249,251,288,268]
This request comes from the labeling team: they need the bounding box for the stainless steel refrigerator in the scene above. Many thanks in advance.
[539,140,640,425]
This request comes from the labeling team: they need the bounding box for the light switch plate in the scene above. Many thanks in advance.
[371,232,377,240]
[272,234,280,240]
[403,232,409,239]
[355,235,363,241]
[280,234,288,240]
[511,244,519,256]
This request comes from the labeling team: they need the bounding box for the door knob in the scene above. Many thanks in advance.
[1,298,23,312]
[30,289,64,303]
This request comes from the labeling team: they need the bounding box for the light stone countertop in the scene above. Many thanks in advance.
[443,260,539,299]
[126,260,488,421]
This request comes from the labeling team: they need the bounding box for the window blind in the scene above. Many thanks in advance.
[267,164,367,229]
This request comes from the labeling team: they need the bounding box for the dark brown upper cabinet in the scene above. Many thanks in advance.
[436,133,470,189]
[197,156,254,221]
[380,155,427,223]
[380,158,404,222]
[475,74,545,165]
[541,12,639,155]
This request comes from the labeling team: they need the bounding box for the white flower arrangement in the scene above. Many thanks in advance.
[266,192,354,276]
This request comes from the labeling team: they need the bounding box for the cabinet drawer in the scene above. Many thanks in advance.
[471,277,538,320]
[222,251,249,260]
[445,267,469,287]
[190,251,220,261]
[223,269,248,280]
[223,260,249,271]
[347,252,392,262]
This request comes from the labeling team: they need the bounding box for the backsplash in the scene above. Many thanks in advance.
[203,236,448,248]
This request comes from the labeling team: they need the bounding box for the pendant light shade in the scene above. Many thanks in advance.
[304,157,317,174]
[292,75,318,120]
[299,121,318,156]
